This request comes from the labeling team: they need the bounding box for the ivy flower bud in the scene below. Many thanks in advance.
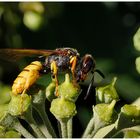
[0,126,5,138]
[32,90,45,105]
[124,130,140,138]
[46,80,56,102]
[96,77,119,104]
[8,94,31,116]
[58,74,81,102]
[121,104,140,119]
[94,100,117,124]
[23,11,43,31]
[0,104,8,120]
[5,130,21,138]
[50,97,77,121]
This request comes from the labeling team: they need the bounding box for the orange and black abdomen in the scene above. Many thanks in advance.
[12,61,42,95]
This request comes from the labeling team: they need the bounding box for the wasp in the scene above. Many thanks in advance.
[0,48,104,99]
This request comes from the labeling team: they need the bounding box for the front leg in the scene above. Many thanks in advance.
[51,61,59,97]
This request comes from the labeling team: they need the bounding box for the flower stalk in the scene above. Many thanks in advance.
[67,118,73,138]
[32,90,56,138]
[12,119,34,138]
[60,120,68,138]
[22,106,46,138]
[82,116,95,138]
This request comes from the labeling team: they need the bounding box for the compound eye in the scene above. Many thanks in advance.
[82,55,94,74]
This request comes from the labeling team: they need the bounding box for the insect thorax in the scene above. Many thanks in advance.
[44,55,71,72]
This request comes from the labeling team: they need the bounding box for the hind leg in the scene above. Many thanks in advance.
[20,89,27,114]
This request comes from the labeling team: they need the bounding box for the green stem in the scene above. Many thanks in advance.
[82,117,95,138]
[13,119,34,138]
[104,127,117,138]
[90,125,102,138]
[67,118,72,138]
[57,121,62,138]
[33,104,57,138]
[60,120,68,138]
[90,121,107,138]
[23,107,46,138]
[29,119,46,138]
[111,129,123,138]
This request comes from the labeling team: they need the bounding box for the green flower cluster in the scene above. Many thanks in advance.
[0,83,32,138]
[49,74,81,121]
[82,76,140,138]
[0,69,140,138]
[48,74,81,138]
[0,82,55,138]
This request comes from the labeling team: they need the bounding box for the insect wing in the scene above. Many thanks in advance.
[0,49,56,62]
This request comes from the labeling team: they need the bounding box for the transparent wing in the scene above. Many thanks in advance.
[0,48,57,62]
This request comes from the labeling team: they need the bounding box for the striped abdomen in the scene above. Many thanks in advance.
[12,61,42,95]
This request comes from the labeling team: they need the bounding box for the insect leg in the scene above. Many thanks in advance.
[94,69,105,78]
[51,61,59,96]
[84,74,94,100]
[70,56,77,83]
[84,70,105,100]
[19,88,27,114]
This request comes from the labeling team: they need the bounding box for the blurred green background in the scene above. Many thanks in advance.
[0,2,140,137]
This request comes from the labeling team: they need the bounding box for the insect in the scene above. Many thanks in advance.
[0,48,104,98]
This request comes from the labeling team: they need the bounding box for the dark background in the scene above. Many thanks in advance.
[0,2,140,137]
